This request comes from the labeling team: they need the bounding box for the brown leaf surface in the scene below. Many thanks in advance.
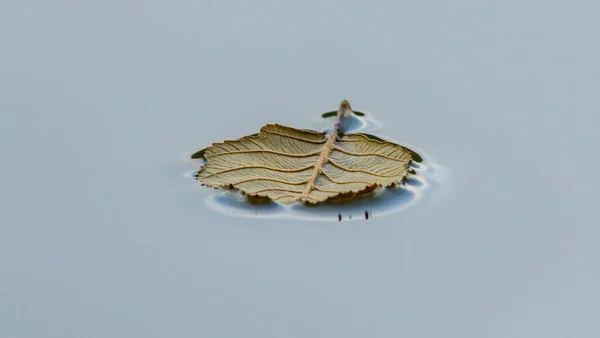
[195,100,412,204]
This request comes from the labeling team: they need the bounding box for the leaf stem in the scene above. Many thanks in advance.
[335,99,353,133]
[294,100,353,202]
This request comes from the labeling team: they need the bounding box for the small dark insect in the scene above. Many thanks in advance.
[365,210,369,220]
[338,213,342,222]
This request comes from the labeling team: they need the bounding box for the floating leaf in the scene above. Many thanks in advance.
[194,100,412,204]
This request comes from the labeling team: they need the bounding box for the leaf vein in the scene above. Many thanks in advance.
[199,165,315,180]
[331,146,411,161]
[205,149,321,159]
[261,129,327,144]
[327,160,406,178]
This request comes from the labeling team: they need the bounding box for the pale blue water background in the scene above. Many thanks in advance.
[1,1,599,337]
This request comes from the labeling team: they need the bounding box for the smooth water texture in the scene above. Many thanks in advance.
[189,111,446,222]
[2,1,600,338]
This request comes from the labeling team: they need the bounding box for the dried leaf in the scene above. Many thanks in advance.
[195,100,412,204]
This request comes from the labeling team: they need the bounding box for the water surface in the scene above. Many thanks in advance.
[1,1,599,338]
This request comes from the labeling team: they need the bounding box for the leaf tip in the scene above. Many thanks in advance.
[338,100,353,119]
[340,99,352,110]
